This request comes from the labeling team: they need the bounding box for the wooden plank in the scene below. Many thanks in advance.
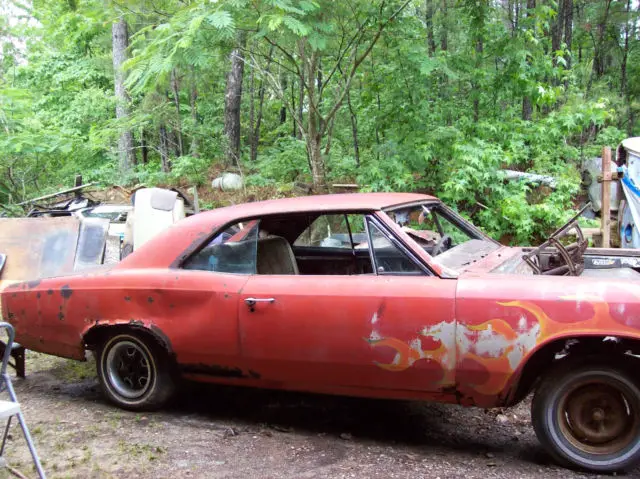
[17,182,96,205]
[601,147,612,248]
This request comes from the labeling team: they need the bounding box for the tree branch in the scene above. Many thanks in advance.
[323,0,412,130]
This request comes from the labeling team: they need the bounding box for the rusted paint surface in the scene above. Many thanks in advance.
[0,217,80,281]
[3,193,640,408]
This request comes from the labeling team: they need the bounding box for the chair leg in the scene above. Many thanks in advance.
[0,415,12,457]
[16,412,46,479]
[4,377,46,479]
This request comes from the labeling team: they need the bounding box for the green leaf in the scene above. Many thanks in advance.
[207,10,234,29]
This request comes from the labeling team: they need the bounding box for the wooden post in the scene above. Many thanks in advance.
[601,147,612,248]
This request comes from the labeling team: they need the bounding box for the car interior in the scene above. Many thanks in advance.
[183,211,426,276]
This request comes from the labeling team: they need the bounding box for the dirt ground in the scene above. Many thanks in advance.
[0,353,636,479]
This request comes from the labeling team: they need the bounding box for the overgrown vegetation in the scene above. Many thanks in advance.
[0,0,637,243]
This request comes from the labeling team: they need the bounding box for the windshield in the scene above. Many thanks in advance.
[385,202,498,272]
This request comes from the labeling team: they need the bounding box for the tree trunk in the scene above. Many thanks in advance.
[305,48,326,189]
[592,0,612,82]
[291,78,297,137]
[223,33,247,168]
[170,68,184,157]
[563,0,573,69]
[307,134,325,190]
[112,18,136,174]
[249,66,255,160]
[250,47,273,162]
[551,0,564,67]
[170,129,181,157]
[346,88,360,167]
[425,0,437,56]
[159,124,171,173]
[473,37,483,122]
[141,130,149,164]
[440,0,448,51]
[280,73,287,124]
[622,0,634,134]
[297,70,304,139]
[522,0,535,120]
[189,67,199,156]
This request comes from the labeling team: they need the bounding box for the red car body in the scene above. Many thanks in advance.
[2,192,640,409]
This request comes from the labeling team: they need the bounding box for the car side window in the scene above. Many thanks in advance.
[182,221,259,274]
[294,214,361,248]
[367,220,424,275]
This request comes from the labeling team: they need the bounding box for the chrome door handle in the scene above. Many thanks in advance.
[245,297,275,312]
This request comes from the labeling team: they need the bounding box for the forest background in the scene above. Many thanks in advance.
[0,0,637,244]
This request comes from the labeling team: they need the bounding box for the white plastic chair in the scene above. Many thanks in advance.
[0,322,45,478]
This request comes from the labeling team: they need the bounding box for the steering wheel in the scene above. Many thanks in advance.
[431,234,452,256]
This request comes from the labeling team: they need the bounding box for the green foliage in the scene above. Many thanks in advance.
[1,0,638,246]
[247,137,309,185]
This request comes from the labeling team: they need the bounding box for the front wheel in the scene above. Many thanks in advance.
[532,362,640,472]
[96,332,176,411]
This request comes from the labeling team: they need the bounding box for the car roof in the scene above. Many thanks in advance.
[117,192,438,269]
[203,192,436,219]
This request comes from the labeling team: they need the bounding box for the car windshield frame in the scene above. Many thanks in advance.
[381,200,499,274]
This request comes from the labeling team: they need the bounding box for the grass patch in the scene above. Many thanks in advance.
[118,441,166,462]
[50,358,96,383]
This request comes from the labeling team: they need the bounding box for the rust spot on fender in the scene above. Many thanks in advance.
[147,297,154,304]
[58,312,65,321]
[60,285,73,299]
[124,296,131,302]
[47,289,53,296]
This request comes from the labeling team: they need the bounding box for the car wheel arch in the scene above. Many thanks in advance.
[82,321,174,358]
[503,334,640,407]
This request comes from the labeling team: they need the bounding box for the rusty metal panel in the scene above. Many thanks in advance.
[0,217,80,281]
[74,217,109,271]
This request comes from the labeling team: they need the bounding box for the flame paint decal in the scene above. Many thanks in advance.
[366,290,640,399]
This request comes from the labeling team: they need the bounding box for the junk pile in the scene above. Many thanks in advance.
[0,179,200,285]
[578,138,640,249]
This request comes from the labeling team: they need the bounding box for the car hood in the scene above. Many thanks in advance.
[434,240,526,274]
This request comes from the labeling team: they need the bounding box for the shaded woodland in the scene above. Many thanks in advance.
[1,0,638,241]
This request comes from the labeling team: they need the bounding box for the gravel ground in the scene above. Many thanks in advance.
[0,353,636,479]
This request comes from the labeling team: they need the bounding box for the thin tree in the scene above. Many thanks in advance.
[112,18,136,174]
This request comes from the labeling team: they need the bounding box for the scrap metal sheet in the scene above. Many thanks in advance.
[0,217,80,281]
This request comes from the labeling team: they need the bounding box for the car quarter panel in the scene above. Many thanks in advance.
[1,270,248,369]
[455,273,640,407]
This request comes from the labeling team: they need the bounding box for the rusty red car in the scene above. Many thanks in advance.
[3,192,640,473]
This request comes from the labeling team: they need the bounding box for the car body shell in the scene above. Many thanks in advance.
[3,192,640,408]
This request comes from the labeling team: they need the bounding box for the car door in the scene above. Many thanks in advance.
[239,214,457,393]
[175,220,259,373]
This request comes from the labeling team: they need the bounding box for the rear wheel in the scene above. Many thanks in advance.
[96,332,176,411]
[532,362,640,472]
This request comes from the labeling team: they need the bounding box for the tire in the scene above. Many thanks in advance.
[96,332,176,411]
[532,360,640,473]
